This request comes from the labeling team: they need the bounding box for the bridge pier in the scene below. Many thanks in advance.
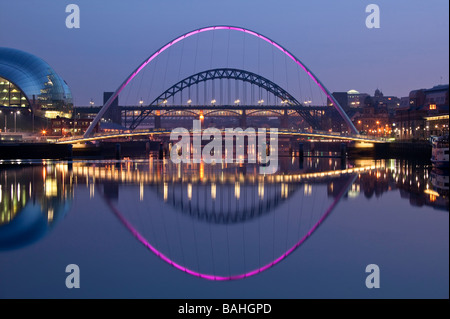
[115,143,121,160]
[340,142,347,159]
[240,110,247,128]
[65,144,73,161]
[158,142,164,159]
[298,142,305,169]
[281,110,289,129]
[298,142,304,159]
[154,111,161,129]
[340,143,347,169]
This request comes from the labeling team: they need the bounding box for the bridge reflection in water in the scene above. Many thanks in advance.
[72,157,448,280]
[0,158,447,279]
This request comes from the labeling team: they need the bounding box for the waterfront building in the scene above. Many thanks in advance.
[371,89,401,116]
[347,89,369,109]
[350,89,399,137]
[49,117,94,137]
[0,47,73,132]
[393,84,449,140]
[327,92,349,110]
[425,114,449,138]
[328,89,369,110]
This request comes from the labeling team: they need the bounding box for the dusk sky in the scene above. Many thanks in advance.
[0,0,448,106]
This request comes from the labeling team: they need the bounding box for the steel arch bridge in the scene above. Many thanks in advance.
[83,25,358,138]
[128,67,321,130]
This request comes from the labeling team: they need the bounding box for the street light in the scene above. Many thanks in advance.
[14,110,20,133]
[0,110,5,133]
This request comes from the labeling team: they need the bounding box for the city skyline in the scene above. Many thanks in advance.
[0,0,448,106]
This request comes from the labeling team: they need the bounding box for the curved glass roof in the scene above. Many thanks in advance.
[0,76,29,107]
[0,47,73,118]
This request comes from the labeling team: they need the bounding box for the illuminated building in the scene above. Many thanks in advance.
[50,117,95,137]
[394,84,449,140]
[0,47,73,131]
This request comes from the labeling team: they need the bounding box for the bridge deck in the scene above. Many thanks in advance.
[57,129,389,144]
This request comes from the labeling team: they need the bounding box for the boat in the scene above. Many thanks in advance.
[431,134,449,168]
[430,168,449,194]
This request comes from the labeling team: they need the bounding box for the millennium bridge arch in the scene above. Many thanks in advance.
[84,25,358,137]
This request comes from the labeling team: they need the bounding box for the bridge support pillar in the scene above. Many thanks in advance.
[281,110,289,129]
[240,110,247,128]
[115,143,121,160]
[298,142,304,159]
[154,111,161,129]
[298,142,304,169]
[159,142,164,159]
[340,142,347,169]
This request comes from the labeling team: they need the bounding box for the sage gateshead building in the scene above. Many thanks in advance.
[0,47,73,132]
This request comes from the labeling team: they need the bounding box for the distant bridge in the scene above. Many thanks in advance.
[75,104,329,113]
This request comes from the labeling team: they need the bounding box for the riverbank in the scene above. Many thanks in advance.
[0,140,434,161]
[348,141,432,159]
[0,142,73,160]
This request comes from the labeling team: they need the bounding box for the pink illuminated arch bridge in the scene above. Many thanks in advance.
[83,25,358,137]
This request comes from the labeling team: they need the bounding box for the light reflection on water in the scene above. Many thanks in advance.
[0,157,448,296]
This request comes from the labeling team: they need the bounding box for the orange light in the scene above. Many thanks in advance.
[41,130,47,135]
[376,121,380,125]
[357,120,362,124]
[199,114,204,120]
[200,162,204,180]
[430,104,436,110]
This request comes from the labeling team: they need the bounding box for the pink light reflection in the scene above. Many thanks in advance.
[103,175,354,281]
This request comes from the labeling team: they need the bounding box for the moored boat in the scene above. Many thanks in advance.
[431,134,449,168]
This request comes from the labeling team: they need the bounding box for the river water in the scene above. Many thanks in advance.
[0,156,448,298]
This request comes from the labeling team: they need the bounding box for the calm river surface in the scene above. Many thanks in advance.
[0,157,448,298]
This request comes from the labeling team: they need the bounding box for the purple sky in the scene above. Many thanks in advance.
[0,0,448,106]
